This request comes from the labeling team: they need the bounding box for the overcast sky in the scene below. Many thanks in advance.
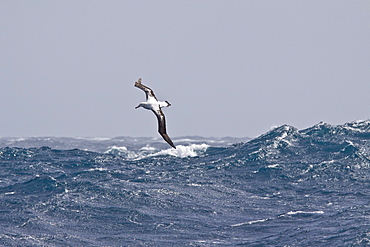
[1,1,369,138]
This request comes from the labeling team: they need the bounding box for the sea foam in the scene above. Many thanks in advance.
[104,143,209,160]
[148,143,209,158]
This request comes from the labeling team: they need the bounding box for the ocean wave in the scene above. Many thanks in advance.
[231,218,270,227]
[283,210,325,216]
[148,143,209,158]
[0,120,370,246]
[231,211,325,227]
[103,143,210,160]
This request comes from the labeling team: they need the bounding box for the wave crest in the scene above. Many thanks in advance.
[104,143,209,160]
[149,143,209,158]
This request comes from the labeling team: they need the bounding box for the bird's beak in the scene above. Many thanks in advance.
[135,105,140,109]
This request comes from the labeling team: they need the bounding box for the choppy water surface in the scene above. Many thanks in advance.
[0,120,369,246]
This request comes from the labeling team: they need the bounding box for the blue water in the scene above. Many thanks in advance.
[1,120,369,246]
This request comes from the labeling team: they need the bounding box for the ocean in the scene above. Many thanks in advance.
[0,120,369,246]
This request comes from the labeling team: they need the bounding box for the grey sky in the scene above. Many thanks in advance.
[1,1,369,138]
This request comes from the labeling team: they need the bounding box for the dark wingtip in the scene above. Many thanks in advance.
[160,132,176,149]
[134,78,142,87]
[168,142,176,149]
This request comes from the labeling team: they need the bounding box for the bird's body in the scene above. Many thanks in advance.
[136,101,169,111]
[134,78,176,149]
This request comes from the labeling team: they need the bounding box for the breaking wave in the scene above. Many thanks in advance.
[104,143,209,159]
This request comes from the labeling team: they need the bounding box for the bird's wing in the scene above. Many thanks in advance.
[134,78,158,101]
[152,109,176,149]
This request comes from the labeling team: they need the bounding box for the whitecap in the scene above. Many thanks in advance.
[104,143,209,160]
[283,210,324,216]
[104,146,139,159]
[140,146,157,151]
[231,218,269,227]
[149,143,209,158]
[267,164,280,168]
[104,146,128,155]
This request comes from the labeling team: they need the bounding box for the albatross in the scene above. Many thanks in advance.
[134,78,176,149]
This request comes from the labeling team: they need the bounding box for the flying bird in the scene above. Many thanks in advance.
[134,78,176,149]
